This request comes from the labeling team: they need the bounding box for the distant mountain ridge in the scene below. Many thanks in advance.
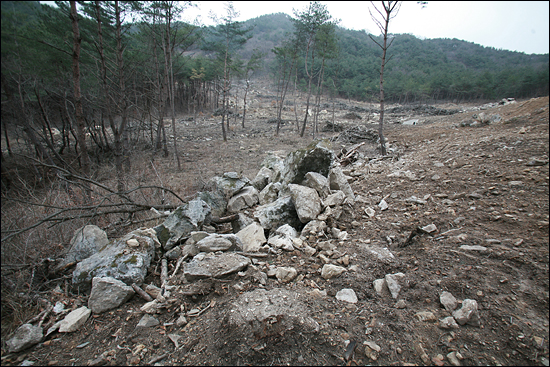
[232,13,549,102]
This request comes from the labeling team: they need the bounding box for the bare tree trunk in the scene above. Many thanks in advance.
[163,5,181,170]
[70,0,90,176]
[242,78,249,128]
[300,44,316,138]
[370,1,401,156]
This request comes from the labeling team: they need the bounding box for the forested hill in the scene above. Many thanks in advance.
[2,2,548,104]
[237,13,549,102]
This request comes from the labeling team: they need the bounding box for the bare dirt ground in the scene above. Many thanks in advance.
[1,86,548,366]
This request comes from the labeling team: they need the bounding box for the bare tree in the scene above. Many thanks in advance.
[69,0,91,176]
[369,1,401,156]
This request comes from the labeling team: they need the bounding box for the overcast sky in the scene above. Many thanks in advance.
[181,1,549,55]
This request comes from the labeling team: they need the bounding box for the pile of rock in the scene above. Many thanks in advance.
[6,139,362,353]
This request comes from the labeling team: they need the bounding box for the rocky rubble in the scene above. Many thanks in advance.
[3,95,548,366]
[7,137,486,361]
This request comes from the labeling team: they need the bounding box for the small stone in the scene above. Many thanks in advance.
[176,314,188,327]
[378,199,388,211]
[414,342,430,364]
[341,254,350,266]
[452,299,480,326]
[136,314,159,328]
[439,316,460,329]
[394,299,406,309]
[373,278,390,297]
[414,311,437,322]
[440,291,458,311]
[365,207,375,217]
[126,239,139,247]
[364,341,380,360]
[421,223,437,233]
[433,354,445,366]
[303,244,317,256]
[335,288,358,303]
[276,267,298,283]
[459,245,488,252]
[321,264,347,279]
[309,289,327,298]
[447,351,462,366]
[385,272,405,299]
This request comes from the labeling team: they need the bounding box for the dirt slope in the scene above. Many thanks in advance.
[1,95,548,366]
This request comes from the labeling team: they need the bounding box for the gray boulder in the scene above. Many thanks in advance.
[183,252,251,281]
[276,266,298,283]
[205,172,251,201]
[197,190,226,218]
[231,213,255,233]
[300,220,327,239]
[226,288,320,341]
[323,190,346,207]
[259,182,282,205]
[328,165,355,204]
[268,224,298,251]
[59,306,91,332]
[321,264,347,279]
[72,228,157,292]
[303,172,330,199]
[236,222,267,252]
[227,186,259,213]
[251,166,274,191]
[452,299,480,326]
[59,225,109,269]
[196,233,242,252]
[254,195,301,231]
[260,154,285,183]
[280,140,335,189]
[155,198,212,250]
[88,277,135,314]
[6,324,43,353]
[289,184,322,223]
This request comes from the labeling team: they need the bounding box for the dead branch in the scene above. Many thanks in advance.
[170,254,188,278]
[160,258,168,290]
[132,283,153,302]
[210,214,239,224]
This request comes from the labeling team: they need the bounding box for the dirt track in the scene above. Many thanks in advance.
[1,92,548,366]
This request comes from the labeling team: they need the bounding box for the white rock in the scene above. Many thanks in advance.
[452,299,480,326]
[439,316,460,329]
[59,306,91,332]
[440,291,458,311]
[236,222,266,252]
[321,264,347,279]
[365,207,375,217]
[373,278,390,297]
[276,267,298,283]
[385,272,405,299]
[289,184,322,223]
[335,288,358,303]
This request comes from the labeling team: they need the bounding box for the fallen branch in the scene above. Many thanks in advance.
[210,214,239,224]
[170,254,188,278]
[132,283,153,302]
[147,353,169,365]
[160,258,168,290]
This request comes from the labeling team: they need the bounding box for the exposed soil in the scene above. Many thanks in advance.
[1,85,548,366]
